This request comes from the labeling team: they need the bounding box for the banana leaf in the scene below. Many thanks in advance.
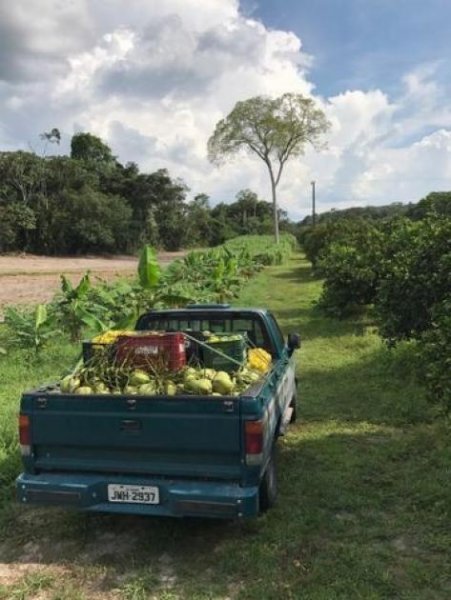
[138,245,161,289]
[35,304,48,329]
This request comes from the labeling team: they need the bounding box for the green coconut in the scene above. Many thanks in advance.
[74,386,93,395]
[124,385,139,395]
[165,382,177,396]
[202,368,217,380]
[60,375,79,393]
[184,378,212,395]
[130,370,150,386]
[139,382,157,395]
[212,371,234,394]
[183,367,198,381]
[93,382,109,394]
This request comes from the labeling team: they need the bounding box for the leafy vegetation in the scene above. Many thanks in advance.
[1,235,296,351]
[419,299,451,412]
[316,221,385,317]
[376,216,451,343]
[4,304,59,353]
[0,253,450,599]
[298,195,451,413]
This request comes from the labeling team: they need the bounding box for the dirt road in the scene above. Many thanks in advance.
[0,252,185,315]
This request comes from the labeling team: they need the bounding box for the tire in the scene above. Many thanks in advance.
[259,449,277,512]
[289,394,297,423]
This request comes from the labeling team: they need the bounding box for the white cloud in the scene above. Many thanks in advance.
[0,0,450,220]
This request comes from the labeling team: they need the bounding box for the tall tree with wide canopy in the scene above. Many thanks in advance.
[208,93,331,243]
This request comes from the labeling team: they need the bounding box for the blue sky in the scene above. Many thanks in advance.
[247,0,451,98]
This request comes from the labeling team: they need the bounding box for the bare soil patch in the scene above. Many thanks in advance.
[0,252,185,316]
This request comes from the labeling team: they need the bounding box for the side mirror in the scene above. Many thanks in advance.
[287,333,301,354]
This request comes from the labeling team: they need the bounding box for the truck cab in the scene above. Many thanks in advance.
[17,305,300,519]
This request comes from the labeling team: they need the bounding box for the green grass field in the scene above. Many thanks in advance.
[0,254,450,599]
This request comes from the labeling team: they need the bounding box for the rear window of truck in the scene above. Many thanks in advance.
[136,313,274,354]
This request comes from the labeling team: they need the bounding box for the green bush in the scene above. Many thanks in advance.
[418,299,451,413]
[298,222,339,268]
[376,216,451,342]
[316,222,385,316]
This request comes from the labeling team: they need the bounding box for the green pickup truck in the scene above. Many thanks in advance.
[16,305,300,519]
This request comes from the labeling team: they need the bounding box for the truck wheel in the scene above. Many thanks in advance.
[289,395,297,423]
[259,450,277,512]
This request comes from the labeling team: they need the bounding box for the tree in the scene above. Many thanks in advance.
[70,132,115,166]
[208,93,331,243]
[235,189,258,226]
[39,128,61,147]
[407,192,451,220]
[149,169,190,251]
[185,194,213,247]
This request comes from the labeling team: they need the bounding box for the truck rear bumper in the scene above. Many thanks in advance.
[16,472,259,519]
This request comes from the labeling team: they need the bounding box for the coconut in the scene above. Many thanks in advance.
[74,386,92,395]
[212,371,234,394]
[130,370,150,386]
[184,378,212,395]
[139,382,156,395]
[165,382,177,396]
[201,368,216,380]
[60,376,71,392]
[124,385,138,395]
[94,382,109,394]
[183,367,198,381]
[60,375,77,393]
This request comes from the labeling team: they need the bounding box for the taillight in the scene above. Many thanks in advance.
[245,420,264,465]
[19,414,31,456]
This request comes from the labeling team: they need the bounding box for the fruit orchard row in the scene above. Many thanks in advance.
[300,206,451,412]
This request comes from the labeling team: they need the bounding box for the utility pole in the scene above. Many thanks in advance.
[311,180,316,227]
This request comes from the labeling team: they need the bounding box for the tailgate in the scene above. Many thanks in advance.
[26,394,242,481]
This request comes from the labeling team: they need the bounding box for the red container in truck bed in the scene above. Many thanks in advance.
[115,332,186,371]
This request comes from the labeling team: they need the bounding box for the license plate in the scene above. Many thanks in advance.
[107,484,159,504]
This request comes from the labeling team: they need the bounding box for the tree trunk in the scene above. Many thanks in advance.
[270,177,280,245]
[265,160,280,244]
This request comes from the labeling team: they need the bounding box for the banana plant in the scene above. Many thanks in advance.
[4,304,59,354]
[136,245,195,312]
[54,273,108,340]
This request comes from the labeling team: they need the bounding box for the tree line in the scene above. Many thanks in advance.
[0,132,291,255]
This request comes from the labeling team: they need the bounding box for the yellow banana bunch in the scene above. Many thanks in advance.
[247,348,272,373]
[92,330,135,344]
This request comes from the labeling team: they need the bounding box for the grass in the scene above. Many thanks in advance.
[0,254,450,598]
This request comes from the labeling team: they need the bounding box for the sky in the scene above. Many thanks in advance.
[1,0,451,220]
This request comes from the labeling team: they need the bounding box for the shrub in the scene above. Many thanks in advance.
[376,216,451,342]
[4,305,59,353]
[316,222,385,316]
[418,299,451,413]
